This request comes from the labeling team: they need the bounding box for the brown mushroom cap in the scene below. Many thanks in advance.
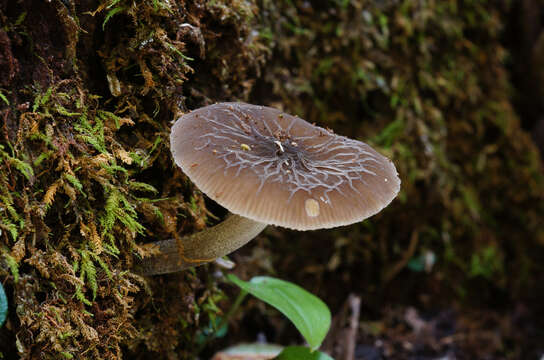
[171,102,400,230]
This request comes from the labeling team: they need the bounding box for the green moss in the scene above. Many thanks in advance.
[0,0,272,357]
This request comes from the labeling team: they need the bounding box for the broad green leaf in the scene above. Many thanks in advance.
[275,346,334,360]
[0,282,7,327]
[227,274,331,351]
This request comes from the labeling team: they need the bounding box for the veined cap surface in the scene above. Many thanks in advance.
[170,102,400,230]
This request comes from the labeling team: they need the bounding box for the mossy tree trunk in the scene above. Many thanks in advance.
[0,0,543,359]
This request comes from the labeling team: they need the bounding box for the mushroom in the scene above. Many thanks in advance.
[135,102,400,275]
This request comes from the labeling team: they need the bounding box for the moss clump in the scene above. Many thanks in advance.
[0,0,269,358]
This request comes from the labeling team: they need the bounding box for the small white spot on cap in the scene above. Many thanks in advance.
[274,140,284,153]
[384,178,388,182]
[305,198,320,217]
[319,196,329,204]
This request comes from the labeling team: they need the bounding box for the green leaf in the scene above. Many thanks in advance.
[0,91,9,105]
[275,346,334,360]
[227,275,331,351]
[60,351,74,359]
[14,11,26,26]
[103,6,124,29]
[0,282,7,328]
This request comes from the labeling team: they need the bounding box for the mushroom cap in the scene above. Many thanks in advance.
[170,102,400,230]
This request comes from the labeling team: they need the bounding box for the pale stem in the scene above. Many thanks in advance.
[135,214,267,276]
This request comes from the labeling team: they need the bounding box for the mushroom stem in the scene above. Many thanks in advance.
[134,214,267,276]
